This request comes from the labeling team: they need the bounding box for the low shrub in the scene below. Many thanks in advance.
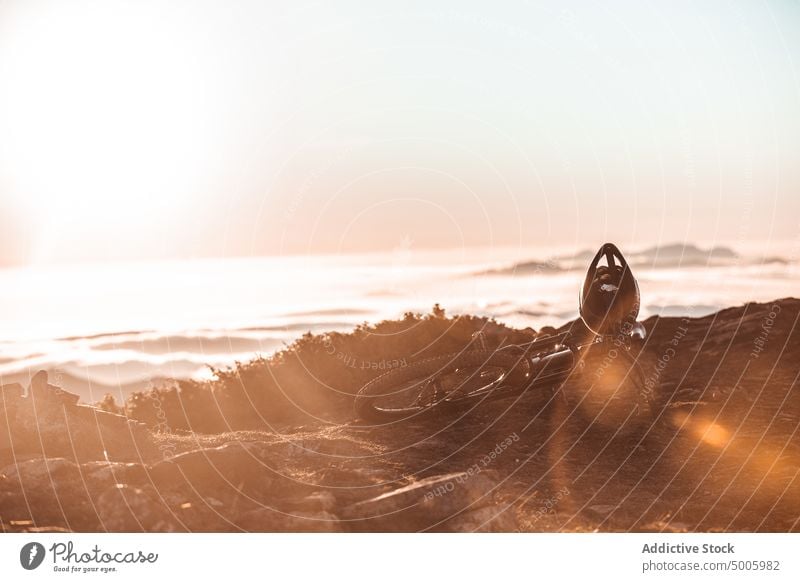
[122,306,535,432]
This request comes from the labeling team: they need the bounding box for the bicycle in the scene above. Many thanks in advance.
[354,243,655,429]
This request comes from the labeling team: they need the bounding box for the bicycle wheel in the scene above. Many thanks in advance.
[354,350,530,423]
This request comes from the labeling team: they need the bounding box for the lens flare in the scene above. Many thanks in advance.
[671,411,730,448]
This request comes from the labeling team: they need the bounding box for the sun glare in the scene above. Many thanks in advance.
[0,1,215,258]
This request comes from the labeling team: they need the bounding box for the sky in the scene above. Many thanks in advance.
[1,0,799,266]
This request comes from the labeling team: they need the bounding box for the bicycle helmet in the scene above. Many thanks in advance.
[579,243,640,335]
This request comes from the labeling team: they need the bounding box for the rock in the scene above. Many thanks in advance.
[0,382,23,404]
[343,472,498,532]
[6,371,156,463]
[0,457,81,488]
[444,505,519,532]
[96,484,179,532]
[236,507,341,532]
[0,478,23,521]
[290,491,338,513]
[0,383,23,454]
[639,520,691,533]
[167,496,239,532]
[29,370,79,407]
[0,458,96,529]
[83,461,149,492]
[315,465,392,488]
[586,504,618,517]
[147,441,274,496]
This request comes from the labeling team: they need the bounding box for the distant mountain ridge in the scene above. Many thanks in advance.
[556,242,739,268]
[478,242,788,276]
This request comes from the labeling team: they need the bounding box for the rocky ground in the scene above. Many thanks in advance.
[1,299,798,532]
